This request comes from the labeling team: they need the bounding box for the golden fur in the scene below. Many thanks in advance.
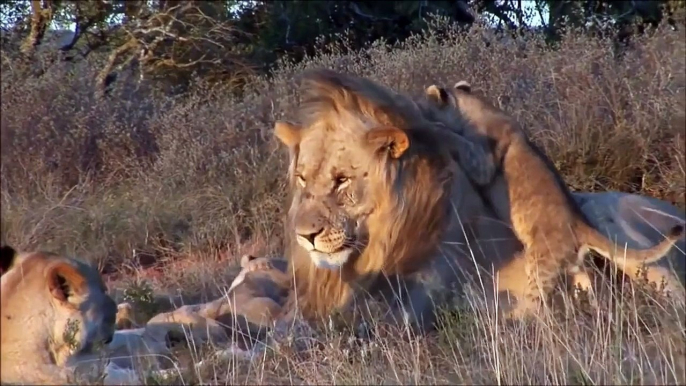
[0,245,117,384]
[424,81,684,318]
[107,254,291,369]
[146,254,290,330]
[273,69,504,329]
[115,302,138,330]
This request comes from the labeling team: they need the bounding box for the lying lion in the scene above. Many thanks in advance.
[107,254,290,371]
[0,245,118,385]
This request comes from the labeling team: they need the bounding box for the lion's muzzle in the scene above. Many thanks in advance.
[295,226,325,251]
[295,224,355,269]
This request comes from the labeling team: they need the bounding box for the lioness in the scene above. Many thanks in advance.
[0,245,117,384]
[424,81,684,318]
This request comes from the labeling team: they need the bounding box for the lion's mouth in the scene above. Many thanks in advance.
[308,248,355,270]
[295,232,363,269]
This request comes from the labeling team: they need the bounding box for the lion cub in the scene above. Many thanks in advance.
[133,254,289,343]
[220,253,291,327]
[107,254,291,370]
[424,82,685,318]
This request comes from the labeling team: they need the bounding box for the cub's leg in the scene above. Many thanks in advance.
[570,267,598,309]
[508,246,576,319]
[225,297,286,327]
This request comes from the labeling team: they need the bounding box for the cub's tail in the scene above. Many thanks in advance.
[579,221,684,266]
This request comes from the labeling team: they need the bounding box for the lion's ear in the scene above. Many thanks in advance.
[425,85,450,106]
[274,121,301,149]
[47,262,87,305]
[0,245,17,276]
[453,81,472,93]
[366,126,410,159]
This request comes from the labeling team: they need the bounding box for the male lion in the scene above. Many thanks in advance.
[272,68,518,331]
[424,81,684,318]
[0,245,118,384]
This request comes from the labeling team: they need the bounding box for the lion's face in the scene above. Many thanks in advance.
[1,247,118,366]
[274,121,410,270]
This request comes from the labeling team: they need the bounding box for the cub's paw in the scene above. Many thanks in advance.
[115,302,138,330]
[240,254,273,272]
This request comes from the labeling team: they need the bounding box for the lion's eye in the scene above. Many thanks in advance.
[335,176,351,190]
[295,174,306,187]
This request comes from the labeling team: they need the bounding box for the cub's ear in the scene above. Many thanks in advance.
[425,85,450,106]
[47,262,87,305]
[0,245,17,276]
[240,254,257,268]
[274,121,301,149]
[366,126,410,159]
[453,80,472,93]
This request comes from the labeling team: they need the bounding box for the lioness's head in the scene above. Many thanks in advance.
[274,69,455,271]
[0,246,117,365]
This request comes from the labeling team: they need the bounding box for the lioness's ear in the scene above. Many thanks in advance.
[274,121,301,149]
[453,81,472,93]
[425,85,450,106]
[366,126,410,159]
[0,245,17,276]
[47,262,87,304]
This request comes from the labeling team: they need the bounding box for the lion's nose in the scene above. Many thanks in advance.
[297,227,324,245]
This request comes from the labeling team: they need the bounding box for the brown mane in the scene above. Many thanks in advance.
[282,69,467,321]
[295,69,425,131]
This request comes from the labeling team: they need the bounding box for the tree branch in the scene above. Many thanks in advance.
[21,0,53,57]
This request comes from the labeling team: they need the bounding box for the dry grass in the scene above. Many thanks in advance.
[1,16,685,385]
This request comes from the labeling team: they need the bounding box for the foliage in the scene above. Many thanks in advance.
[2,1,683,95]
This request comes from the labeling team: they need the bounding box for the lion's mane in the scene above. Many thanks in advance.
[282,69,473,321]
